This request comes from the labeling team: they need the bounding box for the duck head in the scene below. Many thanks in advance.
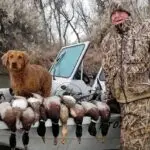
[9,131,16,150]
[37,104,47,143]
[51,118,59,145]
[72,104,85,144]
[22,131,29,150]
[74,117,83,144]
[88,120,97,136]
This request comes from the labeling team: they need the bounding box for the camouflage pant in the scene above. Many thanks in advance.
[120,98,150,150]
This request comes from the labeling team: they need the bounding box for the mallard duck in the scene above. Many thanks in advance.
[12,96,36,149]
[11,96,28,129]
[27,93,47,143]
[92,101,110,142]
[0,102,17,150]
[43,96,61,145]
[37,104,47,143]
[20,107,35,150]
[27,93,43,122]
[70,103,85,144]
[81,101,99,137]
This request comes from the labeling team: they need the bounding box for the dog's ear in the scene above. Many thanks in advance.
[1,52,9,66]
[23,51,29,65]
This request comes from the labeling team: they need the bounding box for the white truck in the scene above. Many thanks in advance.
[0,41,120,150]
[50,41,106,100]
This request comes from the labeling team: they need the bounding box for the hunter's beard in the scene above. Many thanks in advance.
[115,17,132,34]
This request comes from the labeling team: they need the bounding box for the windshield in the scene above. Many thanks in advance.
[50,44,85,78]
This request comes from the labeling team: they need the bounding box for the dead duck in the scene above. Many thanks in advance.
[59,95,77,144]
[20,107,35,150]
[27,93,46,143]
[11,96,28,129]
[43,95,61,145]
[92,101,111,142]
[61,95,76,108]
[70,103,85,144]
[0,102,17,150]
[37,104,47,143]
[60,103,69,144]
[81,101,99,137]
[27,93,43,123]
[11,96,34,149]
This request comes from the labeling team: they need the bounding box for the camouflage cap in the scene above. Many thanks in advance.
[110,0,132,16]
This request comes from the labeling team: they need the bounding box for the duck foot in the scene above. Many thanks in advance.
[22,131,29,149]
[9,132,16,150]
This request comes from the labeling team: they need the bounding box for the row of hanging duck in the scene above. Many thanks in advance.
[0,93,111,150]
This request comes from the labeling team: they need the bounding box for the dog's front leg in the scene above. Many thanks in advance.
[14,90,33,98]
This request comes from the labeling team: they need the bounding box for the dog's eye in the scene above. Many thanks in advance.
[18,55,23,59]
[9,55,13,58]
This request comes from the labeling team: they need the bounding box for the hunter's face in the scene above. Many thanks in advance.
[111,11,129,25]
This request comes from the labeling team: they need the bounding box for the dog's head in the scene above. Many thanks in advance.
[1,50,29,71]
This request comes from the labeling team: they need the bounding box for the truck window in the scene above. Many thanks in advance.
[50,44,85,78]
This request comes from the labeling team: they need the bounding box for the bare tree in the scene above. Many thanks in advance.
[59,0,80,42]
[47,9,56,45]
[36,0,49,43]
[49,0,65,47]
[75,0,91,36]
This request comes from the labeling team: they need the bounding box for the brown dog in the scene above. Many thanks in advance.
[1,50,52,97]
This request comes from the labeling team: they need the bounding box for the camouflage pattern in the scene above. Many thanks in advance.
[101,17,150,103]
[120,98,150,150]
[101,1,150,149]
[109,0,132,17]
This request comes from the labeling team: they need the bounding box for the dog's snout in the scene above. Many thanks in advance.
[12,62,17,68]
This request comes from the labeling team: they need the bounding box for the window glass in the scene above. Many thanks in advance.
[50,44,85,78]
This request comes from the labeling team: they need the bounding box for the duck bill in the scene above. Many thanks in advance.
[101,136,106,143]
[96,135,106,143]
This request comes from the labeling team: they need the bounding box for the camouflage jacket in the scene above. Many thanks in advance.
[101,20,150,103]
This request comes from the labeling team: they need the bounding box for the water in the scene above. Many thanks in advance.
[0,74,9,88]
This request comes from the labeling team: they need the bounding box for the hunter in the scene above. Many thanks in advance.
[101,0,150,150]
